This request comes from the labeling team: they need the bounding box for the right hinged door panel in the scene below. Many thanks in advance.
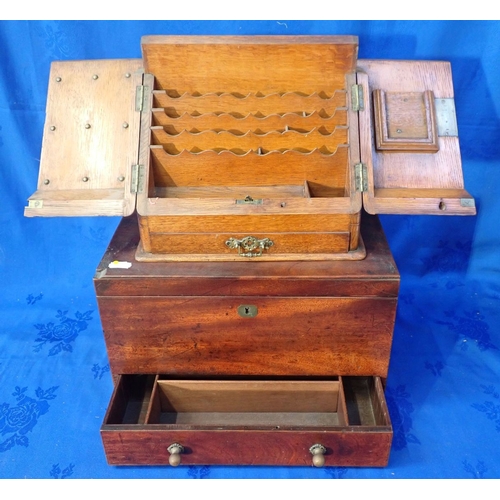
[357,60,475,215]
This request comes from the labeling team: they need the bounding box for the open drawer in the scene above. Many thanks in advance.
[101,375,392,467]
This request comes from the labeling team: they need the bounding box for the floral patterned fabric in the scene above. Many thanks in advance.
[1,20,499,479]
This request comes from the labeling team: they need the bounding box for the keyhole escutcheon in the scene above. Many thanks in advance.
[237,305,258,318]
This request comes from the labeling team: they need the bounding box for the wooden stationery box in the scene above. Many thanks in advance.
[95,213,397,466]
[24,35,475,261]
[94,214,399,379]
[24,34,476,468]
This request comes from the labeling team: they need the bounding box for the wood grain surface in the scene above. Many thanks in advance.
[99,295,396,378]
[357,60,475,215]
[101,427,392,466]
[142,36,358,95]
[26,59,143,217]
[152,91,347,117]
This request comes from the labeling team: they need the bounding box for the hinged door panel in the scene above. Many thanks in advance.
[357,60,475,215]
[25,59,143,217]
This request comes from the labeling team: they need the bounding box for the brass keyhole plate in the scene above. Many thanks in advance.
[237,305,258,318]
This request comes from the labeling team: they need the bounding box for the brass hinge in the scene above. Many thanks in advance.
[355,163,368,192]
[130,164,145,194]
[351,84,364,112]
[435,98,458,137]
[135,85,150,112]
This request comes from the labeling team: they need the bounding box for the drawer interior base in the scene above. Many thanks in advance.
[159,412,340,426]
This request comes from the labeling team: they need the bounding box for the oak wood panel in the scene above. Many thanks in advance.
[135,242,366,262]
[145,213,352,233]
[151,127,348,155]
[142,36,358,94]
[99,296,396,378]
[149,147,349,189]
[349,212,361,250]
[143,35,358,46]
[359,59,456,97]
[154,184,343,200]
[146,232,350,255]
[152,109,348,135]
[141,191,357,218]
[358,60,461,188]
[372,139,464,189]
[26,59,143,218]
[25,189,126,216]
[152,91,347,118]
[356,66,475,215]
[374,188,470,199]
[373,90,439,152]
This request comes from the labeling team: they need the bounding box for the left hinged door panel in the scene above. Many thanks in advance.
[25,59,144,217]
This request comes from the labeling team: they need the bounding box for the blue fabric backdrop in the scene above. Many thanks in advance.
[0,20,499,479]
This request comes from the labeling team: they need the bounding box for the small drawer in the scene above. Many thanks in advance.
[101,375,392,467]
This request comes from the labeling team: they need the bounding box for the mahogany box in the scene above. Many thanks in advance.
[95,213,398,467]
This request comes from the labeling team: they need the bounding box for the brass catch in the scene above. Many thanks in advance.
[236,195,263,205]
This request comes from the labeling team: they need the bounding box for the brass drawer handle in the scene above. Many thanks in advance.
[309,444,327,467]
[167,443,184,467]
[225,236,274,258]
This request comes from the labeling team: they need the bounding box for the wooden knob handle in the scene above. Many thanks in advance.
[309,444,327,467]
[167,443,184,467]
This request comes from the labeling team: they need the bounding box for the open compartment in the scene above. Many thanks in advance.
[146,378,348,427]
[135,36,363,261]
[104,374,156,425]
[101,375,392,466]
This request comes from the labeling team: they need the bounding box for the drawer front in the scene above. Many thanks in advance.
[101,376,392,467]
[146,232,351,256]
[101,429,392,466]
[139,212,357,259]
[99,296,397,378]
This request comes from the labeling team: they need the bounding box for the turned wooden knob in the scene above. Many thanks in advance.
[167,443,184,467]
[309,444,327,467]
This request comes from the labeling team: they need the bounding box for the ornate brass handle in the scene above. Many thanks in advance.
[167,443,184,466]
[225,236,274,258]
[309,444,327,467]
